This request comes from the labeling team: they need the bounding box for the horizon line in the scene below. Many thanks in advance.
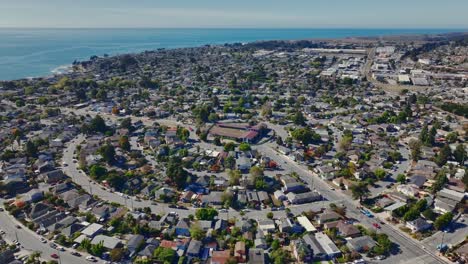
[0,27,468,30]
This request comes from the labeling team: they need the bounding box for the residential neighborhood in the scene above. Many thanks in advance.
[0,32,467,264]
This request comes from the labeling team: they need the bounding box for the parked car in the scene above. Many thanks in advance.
[71,251,81,256]
[51,253,59,259]
[373,223,381,229]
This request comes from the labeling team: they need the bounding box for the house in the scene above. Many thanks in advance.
[315,165,337,180]
[211,250,231,264]
[201,191,224,206]
[296,216,317,232]
[91,235,123,250]
[257,219,276,233]
[316,211,341,225]
[434,188,465,213]
[249,249,265,264]
[273,190,287,201]
[175,219,191,237]
[81,223,103,238]
[292,239,313,263]
[287,191,321,204]
[187,240,202,258]
[303,232,341,260]
[236,155,252,171]
[41,169,66,184]
[61,223,85,237]
[332,177,352,190]
[127,234,145,257]
[347,236,377,252]
[409,175,427,188]
[336,221,361,238]
[406,218,432,233]
[397,184,419,197]
[234,241,246,262]
[281,182,307,194]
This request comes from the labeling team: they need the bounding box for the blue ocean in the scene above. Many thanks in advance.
[0,28,465,80]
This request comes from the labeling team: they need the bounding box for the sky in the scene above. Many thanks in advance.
[0,0,467,29]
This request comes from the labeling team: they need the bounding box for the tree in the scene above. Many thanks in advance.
[153,247,176,264]
[350,182,370,202]
[224,156,236,170]
[434,212,453,230]
[422,208,436,221]
[249,166,264,184]
[190,222,205,240]
[374,168,386,180]
[454,144,466,165]
[396,174,406,184]
[89,165,107,179]
[195,208,218,220]
[119,136,130,151]
[221,190,234,207]
[111,106,119,115]
[166,157,189,189]
[89,115,108,133]
[239,142,251,152]
[90,241,104,256]
[25,140,38,157]
[403,208,420,221]
[432,170,448,193]
[119,117,133,131]
[445,132,458,143]
[276,136,283,146]
[291,127,320,145]
[109,248,124,262]
[339,135,353,151]
[228,169,241,186]
[224,142,236,152]
[292,111,306,126]
[267,212,274,219]
[98,143,116,164]
[435,144,451,167]
[409,139,422,162]
[177,127,190,142]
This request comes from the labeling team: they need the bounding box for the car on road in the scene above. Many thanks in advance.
[151,201,158,205]
[86,256,97,262]
[0,207,4,211]
[51,253,59,259]
[219,209,228,213]
[71,251,81,256]
[13,240,20,246]
[15,225,21,229]
[49,242,57,249]
[372,223,381,229]
[57,246,65,251]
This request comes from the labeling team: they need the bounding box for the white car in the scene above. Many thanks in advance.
[86,256,97,262]
[40,237,47,243]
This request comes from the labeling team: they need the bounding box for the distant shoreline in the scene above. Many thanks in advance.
[0,28,466,81]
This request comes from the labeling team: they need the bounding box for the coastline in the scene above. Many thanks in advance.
[0,28,467,81]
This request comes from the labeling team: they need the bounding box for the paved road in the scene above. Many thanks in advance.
[0,207,98,264]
